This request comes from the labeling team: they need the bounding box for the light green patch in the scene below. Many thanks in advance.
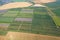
[53,16,60,26]
[7,11,19,13]
[17,13,33,18]
[39,12,47,15]
[2,13,18,17]
[2,11,18,17]
[0,17,14,23]
[24,21,32,23]
[35,12,47,15]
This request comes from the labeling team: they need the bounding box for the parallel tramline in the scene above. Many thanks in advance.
[32,7,60,36]
[0,7,60,36]
[45,7,60,28]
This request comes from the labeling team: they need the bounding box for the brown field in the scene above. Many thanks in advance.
[0,2,32,10]
[0,0,56,10]
[0,36,6,40]
[0,31,60,40]
[4,32,60,40]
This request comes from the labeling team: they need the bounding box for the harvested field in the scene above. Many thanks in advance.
[0,2,32,10]
[6,32,60,40]
[0,36,6,40]
[15,18,32,21]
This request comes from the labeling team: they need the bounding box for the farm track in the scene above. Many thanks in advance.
[17,22,23,31]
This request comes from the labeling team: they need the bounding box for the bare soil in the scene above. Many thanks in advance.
[6,32,60,40]
[0,0,56,10]
[0,36,6,40]
[0,31,60,40]
[0,2,32,10]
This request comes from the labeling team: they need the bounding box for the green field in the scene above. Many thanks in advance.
[32,7,60,36]
[52,8,60,27]
[0,7,60,36]
[45,7,60,28]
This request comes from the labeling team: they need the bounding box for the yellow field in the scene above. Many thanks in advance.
[0,32,60,40]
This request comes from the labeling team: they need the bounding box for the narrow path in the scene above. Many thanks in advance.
[17,22,23,31]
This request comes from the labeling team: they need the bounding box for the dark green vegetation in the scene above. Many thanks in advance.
[0,30,7,35]
[52,8,60,27]
[0,7,60,36]
[32,7,60,36]
[45,0,60,27]
[53,8,60,16]
[45,0,60,8]
[0,8,33,35]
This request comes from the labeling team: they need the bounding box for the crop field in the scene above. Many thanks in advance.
[0,8,33,35]
[0,7,60,37]
[32,7,60,36]
[46,1,60,28]
[53,8,60,27]
[45,1,60,27]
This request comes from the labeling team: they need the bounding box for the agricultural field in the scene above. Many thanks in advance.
[0,8,33,35]
[0,0,60,40]
[45,0,60,27]
[32,7,60,36]
[0,7,60,37]
[6,32,60,40]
